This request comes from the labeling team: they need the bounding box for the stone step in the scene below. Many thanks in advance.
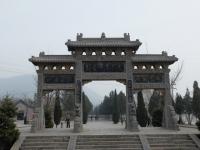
[76,144,143,149]
[76,141,141,145]
[20,145,67,149]
[150,143,197,147]
[146,134,189,137]
[151,147,199,150]
[78,135,138,138]
[76,135,143,149]
[77,138,140,142]
[147,136,190,139]
[147,134,199,150]
[149,140,195,144]
[20,148,67,150]
[77,137,139,140]
[148,138,193,141]
[26,137,69,140]
[20,136,69,150]
[76,148,143,150]
[77,135,139,138]
[26,136,69,138]
[22,142,68,147]
[24,139,69,143]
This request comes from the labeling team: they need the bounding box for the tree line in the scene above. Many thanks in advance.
[94,90,126,124]
[45,91,93,128]
[136,80,200,128]
[94,89,164,127]
[174,81,200,129]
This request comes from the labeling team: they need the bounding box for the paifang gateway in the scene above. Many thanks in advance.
[29,33,178,133]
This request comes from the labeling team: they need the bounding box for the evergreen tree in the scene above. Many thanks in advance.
[44,106,54,128]
[112,90,119,124]
[0,96,19,150]
[61,91,75,112]
[148,91,164,117]
[82,92,87,124]
[100,95,112,115]
[174,94,184,124]
[149,91,160,117]
[152,109,163,127]
[192,81,200,120]
[82,92,93,124]
[0,96,17,118]
[183,88,193,125]
[118,91,126,117]
[136,91,149,127]
[97,90,126,117]
[54,91,62,128]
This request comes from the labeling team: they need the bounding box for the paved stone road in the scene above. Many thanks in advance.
[16,120,200,136]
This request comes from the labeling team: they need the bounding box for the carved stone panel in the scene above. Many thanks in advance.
[76,80,82,104]
[133,73,164,83]
[128,80,133,103]
[127,80,136,116]
[75,104,81,117]
[83,61,125,72]
[44,74,75,84]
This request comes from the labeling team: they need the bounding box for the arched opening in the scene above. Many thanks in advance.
[82,80,126,131]
[102,52,106,55]
[121,51,125,56]
[53,66,57,70]
[92,52,96,55]
[82,52,86,56]
[111,51,116,55]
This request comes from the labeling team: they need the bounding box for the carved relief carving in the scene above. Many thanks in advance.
[128,80,133,103]
[83,61,125,72]
[127,80,136,117]
[76,80,82,103]
[44,74,75,84]
[133,73,164,83]
[128,103,136,116]
[75,104,81,117]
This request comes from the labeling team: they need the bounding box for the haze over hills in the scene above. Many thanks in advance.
[0,75,156,105]
[0,75,36,98]
[0,75,125,105]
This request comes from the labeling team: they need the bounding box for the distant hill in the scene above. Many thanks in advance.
[0,75,36,98]
[0,75,103,105]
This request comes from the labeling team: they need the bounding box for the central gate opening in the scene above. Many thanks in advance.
[82,80,126,131]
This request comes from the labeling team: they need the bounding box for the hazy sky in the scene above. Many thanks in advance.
[1,0,200,97]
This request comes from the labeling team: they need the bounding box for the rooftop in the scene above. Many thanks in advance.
[65,33,142,51]
[132,52,178,64]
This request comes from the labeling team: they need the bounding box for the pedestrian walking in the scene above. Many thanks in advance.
[65,114,70,128]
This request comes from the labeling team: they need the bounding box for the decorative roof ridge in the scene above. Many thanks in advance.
[75,33,132,42]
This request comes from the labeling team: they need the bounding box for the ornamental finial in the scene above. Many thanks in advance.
[124,33,130,41]
[77,33,83,41]
[101,32,106,38]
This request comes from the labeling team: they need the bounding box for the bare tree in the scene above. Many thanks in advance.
[170,62,184,100]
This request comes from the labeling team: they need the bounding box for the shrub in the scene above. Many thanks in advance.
[45,107,54,128]
[0,96,20,150]
[196,120,200,130]
[136,91,149,127]
[152,109,163,127]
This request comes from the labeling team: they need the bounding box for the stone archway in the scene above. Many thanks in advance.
[29,33,178,133]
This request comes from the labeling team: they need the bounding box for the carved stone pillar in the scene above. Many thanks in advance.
[126,80,139,131]
[162,70,179,130]
[126,60,139,131]
[74,60,83,132]
[31,72,45,132]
